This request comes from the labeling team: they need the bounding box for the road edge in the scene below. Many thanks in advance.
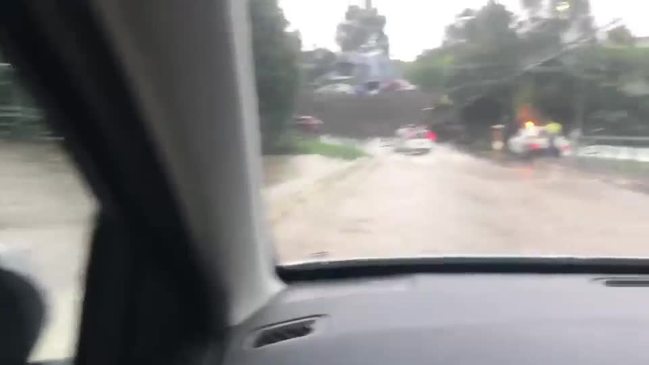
[264,156,372,224]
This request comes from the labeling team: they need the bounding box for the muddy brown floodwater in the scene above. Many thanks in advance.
[0,142,94,360]
[5,141,649,359]
[273,145,649,262]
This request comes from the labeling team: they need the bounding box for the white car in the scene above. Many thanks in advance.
[508,124,571,158]
[394,126,435,154]
[315,83,356,95]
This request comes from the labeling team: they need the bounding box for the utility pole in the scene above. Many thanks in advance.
[365,0,372,9]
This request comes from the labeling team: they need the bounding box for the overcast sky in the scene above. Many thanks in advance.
[279,0,649,61]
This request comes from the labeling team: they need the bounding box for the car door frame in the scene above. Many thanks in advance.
[0,0,275,363]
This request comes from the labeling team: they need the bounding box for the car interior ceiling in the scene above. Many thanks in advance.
[3,1,649,365]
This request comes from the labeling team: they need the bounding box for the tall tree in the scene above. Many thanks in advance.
[335,5,389,54]
[607,25,635,46]
[302,48,337,83]
[439,2,521,139]
[249,0,300,152]
[410,0,649,139]
[443,1,520,95]
[404,49,454,92]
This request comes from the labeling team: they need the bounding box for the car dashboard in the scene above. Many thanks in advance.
[225,274,649,365]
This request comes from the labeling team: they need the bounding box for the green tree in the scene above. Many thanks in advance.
[404,49,453,92]
[249,0,300,153]
[406,1,522,142]
[443,1,520,104]
[335,5,389,54]
[607,25,635,46]
[302,48,337,84]
[403,0,649,139]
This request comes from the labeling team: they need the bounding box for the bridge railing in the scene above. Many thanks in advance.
[575,136,649,162]
[563,135,649,180]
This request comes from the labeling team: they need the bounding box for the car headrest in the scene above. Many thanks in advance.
[0,267,45,364]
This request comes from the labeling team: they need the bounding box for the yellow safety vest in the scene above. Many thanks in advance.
[546,121,562,135]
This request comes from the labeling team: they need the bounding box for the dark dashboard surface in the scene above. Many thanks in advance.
[225,274,649,365]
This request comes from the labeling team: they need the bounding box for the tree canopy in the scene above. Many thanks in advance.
[0,0,302,147]
[335,5,389,54]
[249,0,301,152]
[607,25,635,46]
[405,0,649,139]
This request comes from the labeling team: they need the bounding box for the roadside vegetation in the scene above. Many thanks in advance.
[5,0,649,155]
[0,0,303,155]
[292,138,366,160]
[404,0,649,144]
[249,0,301,154]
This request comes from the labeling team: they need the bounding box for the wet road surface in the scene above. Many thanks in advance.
[273,145,649,262]
[5,141,649,359]
[0,142,94,360]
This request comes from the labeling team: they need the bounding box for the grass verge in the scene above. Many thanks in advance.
[293,138,367,160]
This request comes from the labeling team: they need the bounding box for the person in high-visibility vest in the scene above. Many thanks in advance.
[546,121,563,135]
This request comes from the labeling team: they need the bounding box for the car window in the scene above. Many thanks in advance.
[0,56,96,361]
[252,0,649,264]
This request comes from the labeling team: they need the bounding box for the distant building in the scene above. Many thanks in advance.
[328,50,396,93]
[309,1,404,95]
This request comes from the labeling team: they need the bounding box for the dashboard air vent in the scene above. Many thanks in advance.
[252,318,318,348]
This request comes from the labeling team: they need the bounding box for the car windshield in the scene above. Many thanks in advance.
[6,1,648,362]
[254,0,649,264]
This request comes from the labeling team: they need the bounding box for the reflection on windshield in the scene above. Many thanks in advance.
[253,0,649,263]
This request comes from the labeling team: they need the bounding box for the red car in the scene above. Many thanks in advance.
[294,115,323,134]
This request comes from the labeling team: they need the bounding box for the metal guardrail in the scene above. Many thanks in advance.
[580,135,649,142]
[575,135,649,163]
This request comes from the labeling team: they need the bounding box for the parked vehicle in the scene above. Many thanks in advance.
[315,83,355,95]
[294,115,323,134]
[508,123,571,158]
[394,125,436,154]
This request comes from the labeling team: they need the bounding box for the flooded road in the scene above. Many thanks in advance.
[5,141,649,359]
[273,145,649,262]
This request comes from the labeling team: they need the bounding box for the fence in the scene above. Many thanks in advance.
[296,90,436,138]
[576,136,649,162]
[563,135,649,182]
